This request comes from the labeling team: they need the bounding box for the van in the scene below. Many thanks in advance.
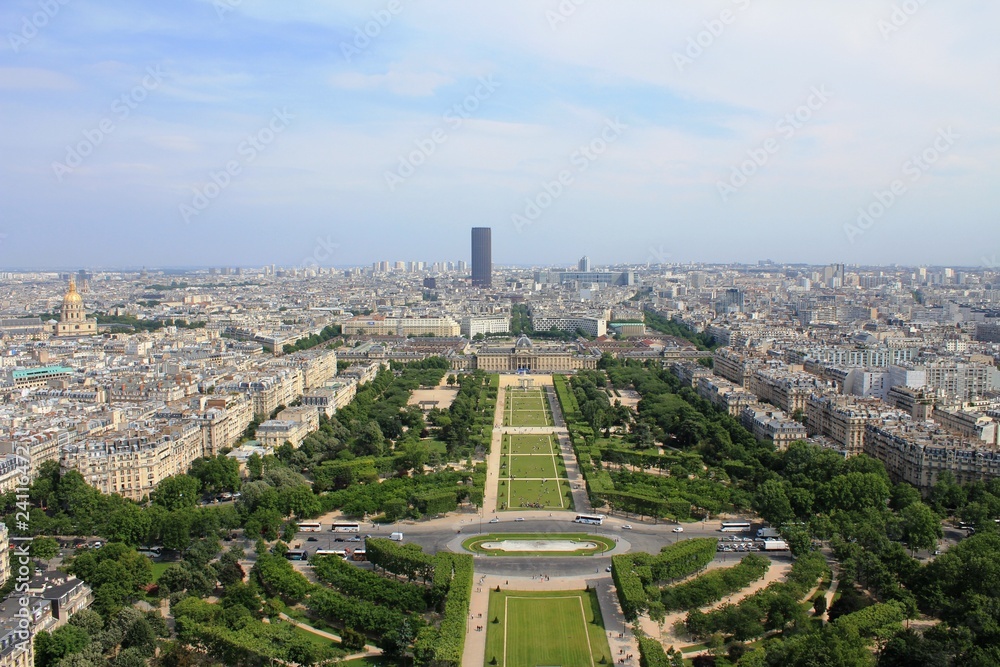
[389,532,404,541]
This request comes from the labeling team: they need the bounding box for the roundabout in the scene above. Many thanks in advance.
[462,532,615,556]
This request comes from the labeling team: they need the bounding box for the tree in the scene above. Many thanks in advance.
[889,483,922,512]
[752,479,794,527]
[30,536,60,560]
[150,475,201,511]
[246,453,263,481]
[189,455,241,494]
[447,374,457,386]
[900,502,942,553]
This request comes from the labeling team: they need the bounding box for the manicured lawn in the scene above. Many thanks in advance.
[506,434,554,454]
[505,454,558,479]
[503,390,553,427]
[284,622,339,650]
[341,658,402,667]
[150,561,171,582]
[485,589,612,667]
[504,479,570,510]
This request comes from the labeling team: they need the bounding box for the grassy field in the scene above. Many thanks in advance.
[505,454,559,479]
[505,433,554,454]
[485,589,613,667]
[150,561,171,582]
[503,389,553,427]
[505,479,570,509]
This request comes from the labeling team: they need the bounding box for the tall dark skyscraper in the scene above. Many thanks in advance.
[471,227,492,287]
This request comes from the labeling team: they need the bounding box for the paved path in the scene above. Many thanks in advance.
[278,612,383,658]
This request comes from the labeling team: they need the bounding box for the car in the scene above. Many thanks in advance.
[514,518,525,522]
[347,536,361,542]
[307,537,318,542]
[621,524,632,530]
[489,518,500,523]
[671,526,684,533]
[605,566,612,572]
[934,549,942,555]
[333,538,345,542]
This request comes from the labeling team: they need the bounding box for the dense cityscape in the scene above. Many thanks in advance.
[1,228,999,667]
[4,2,1000,666]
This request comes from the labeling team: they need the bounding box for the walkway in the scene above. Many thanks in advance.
[277,612,383,658]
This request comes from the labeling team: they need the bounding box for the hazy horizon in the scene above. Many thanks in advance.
[2,1,998,269]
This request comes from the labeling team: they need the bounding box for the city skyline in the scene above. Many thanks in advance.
[1,2,998,269]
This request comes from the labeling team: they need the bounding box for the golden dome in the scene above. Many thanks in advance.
[63,279,83,305]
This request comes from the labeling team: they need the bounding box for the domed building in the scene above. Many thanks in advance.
[54,277,97,336]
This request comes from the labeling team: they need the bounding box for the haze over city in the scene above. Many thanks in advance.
[2,1,999,269]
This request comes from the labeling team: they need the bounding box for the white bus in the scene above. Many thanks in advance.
[720,521,752,533]
[298,522,323,532]
[315,549,348,558]
[330,522,361,533]
[573,514,606,526]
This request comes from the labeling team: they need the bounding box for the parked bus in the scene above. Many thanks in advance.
[720,521,752,533]
[330,522,361,533]
[284,549,308,561]
[573,514,606,526]
[298,522,323,532]
[351,549,367,562]
[315,549,348,558]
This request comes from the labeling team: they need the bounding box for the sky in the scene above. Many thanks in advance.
[1,0,998,270]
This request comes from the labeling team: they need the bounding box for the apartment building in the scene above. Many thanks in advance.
[530,315,607,338]
[865,418,1000,489]
[932,407,999,445]
[695,376,756,417]
[342,315,461,337]
[461,315,511,337]
[9,366,74,390]
[671,361,713,388]
[60,423,203,501]
[281,348,337,391]
[198,394,254,456]
[302,380,358,418]
[0,523,8,589]
[748,367,820,414]
[740,404,809,450]
[217,367,304,417]
[974,320,1000,343]
[0,570,92,667]
[712,348,764,387]
[256,406,319,450]
[805,394,904,457]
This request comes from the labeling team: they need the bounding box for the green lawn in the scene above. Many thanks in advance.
[505,454,559,479]
[504,479,570,510]
[506,434,555,454]
[284,622,339,650]
[485,589,612,667]
[503,390,553,427]
[150,561,171,582]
